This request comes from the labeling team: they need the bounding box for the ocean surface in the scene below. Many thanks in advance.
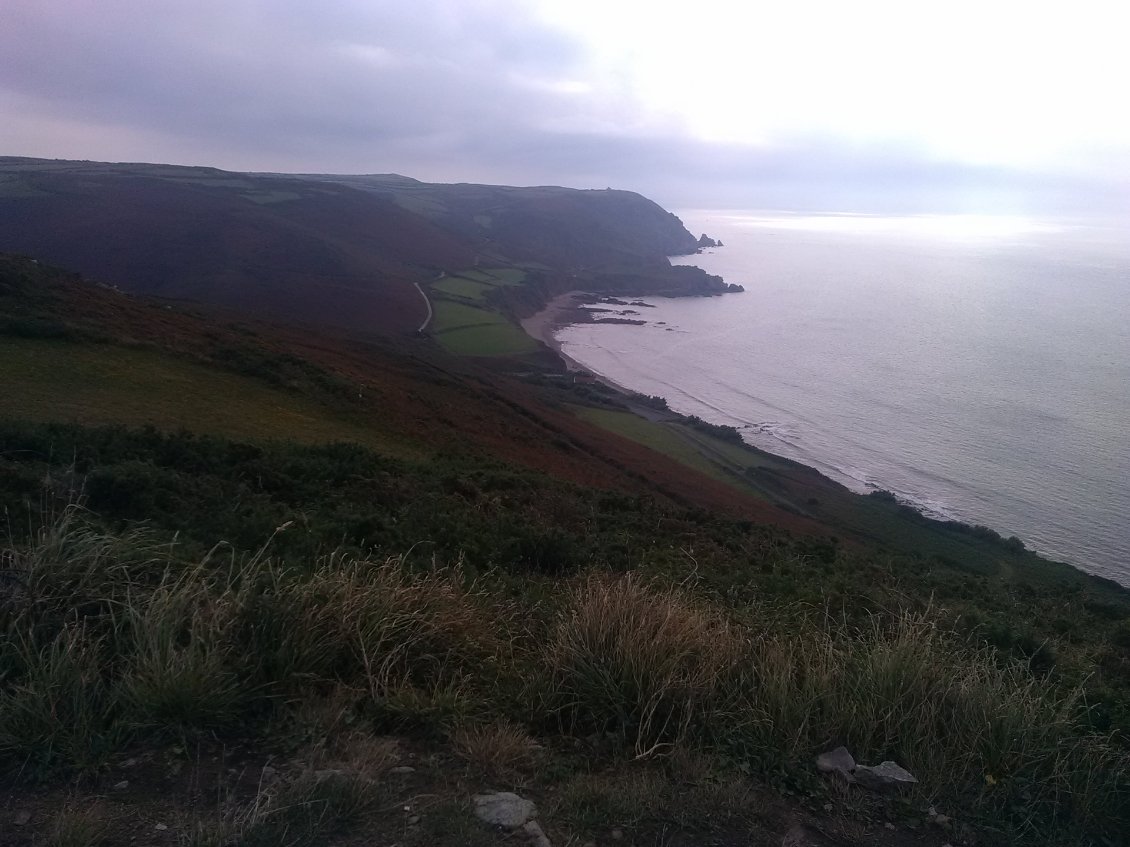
[556,211,1130,585]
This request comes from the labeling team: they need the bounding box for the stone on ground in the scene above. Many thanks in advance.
[473,792,538,828]
[814,746,856,780]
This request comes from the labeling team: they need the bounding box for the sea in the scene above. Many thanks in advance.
[555,210,1130,586]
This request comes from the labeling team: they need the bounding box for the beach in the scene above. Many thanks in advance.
[518,290,588,368]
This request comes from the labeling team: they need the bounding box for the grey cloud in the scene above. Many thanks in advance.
[2,1,1126,218]
[1,0,585,159]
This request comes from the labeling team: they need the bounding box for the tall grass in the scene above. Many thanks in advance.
[732,609,1129,833]
[1,511,523,771]
[547,572,745,755]
[0,622,123,773]
[117,567,246,730]
[1,510,1126,841]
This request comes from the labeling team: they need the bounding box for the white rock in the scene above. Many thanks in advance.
[473,792,537,829]
[853,760,917,792]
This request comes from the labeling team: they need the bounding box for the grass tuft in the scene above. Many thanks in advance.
[451,719,541,775]
[547,573,744,754]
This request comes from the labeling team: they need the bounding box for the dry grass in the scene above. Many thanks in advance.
[3,511,1127,843]
[547,572,745,755]
[451,719,541,775]
[285,555,515,726]
[187,736,392,847]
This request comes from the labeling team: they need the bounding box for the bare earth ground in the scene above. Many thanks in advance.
[0,734,964,847]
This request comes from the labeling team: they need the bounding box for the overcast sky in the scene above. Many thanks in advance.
[3,0,1128,213]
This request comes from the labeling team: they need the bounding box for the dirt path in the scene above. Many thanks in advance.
[414,280,434,332]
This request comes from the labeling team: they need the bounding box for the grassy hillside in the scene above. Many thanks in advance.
[2,256,1129,845]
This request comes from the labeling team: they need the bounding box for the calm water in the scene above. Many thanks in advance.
[557,211,1130,585]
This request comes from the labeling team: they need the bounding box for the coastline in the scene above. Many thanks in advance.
[520,291,651,397]
[518,288,1130,590]
[518,290,589,372]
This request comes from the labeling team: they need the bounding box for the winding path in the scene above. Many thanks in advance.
[414,279,434,333]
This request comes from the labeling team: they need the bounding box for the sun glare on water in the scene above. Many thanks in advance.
[712,212,1067,241]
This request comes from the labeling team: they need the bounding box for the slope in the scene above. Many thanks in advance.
[2,255,1130,846]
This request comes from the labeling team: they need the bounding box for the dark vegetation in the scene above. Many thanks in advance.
[631,393,670,411]
[685,414,746,444]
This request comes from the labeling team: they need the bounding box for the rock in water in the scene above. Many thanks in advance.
[814,746,856,780]
[853,760,918,792]
[473,792,538,828]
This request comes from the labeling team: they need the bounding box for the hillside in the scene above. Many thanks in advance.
[1,252,1129,846]
[0,158,734,342]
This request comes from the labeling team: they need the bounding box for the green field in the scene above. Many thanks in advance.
[431,276,493,301]
[572,407,747,489]
[480,267,526,285]
[447,267,527,286]
[0,338,393,448]
[436,322,539,356]
[430,300,539,355]
[430,300,505,333]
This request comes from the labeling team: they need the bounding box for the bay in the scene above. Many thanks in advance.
[556,211,1130,584]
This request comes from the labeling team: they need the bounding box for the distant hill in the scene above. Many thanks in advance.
[0,158,715,337]
[309,172,702,266]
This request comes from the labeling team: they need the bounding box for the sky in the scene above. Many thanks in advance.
[3,0,1129,213]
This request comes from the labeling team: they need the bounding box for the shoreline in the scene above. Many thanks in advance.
[518,290,589,372]
[520,292,649,396]
[518,291,1129,590]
